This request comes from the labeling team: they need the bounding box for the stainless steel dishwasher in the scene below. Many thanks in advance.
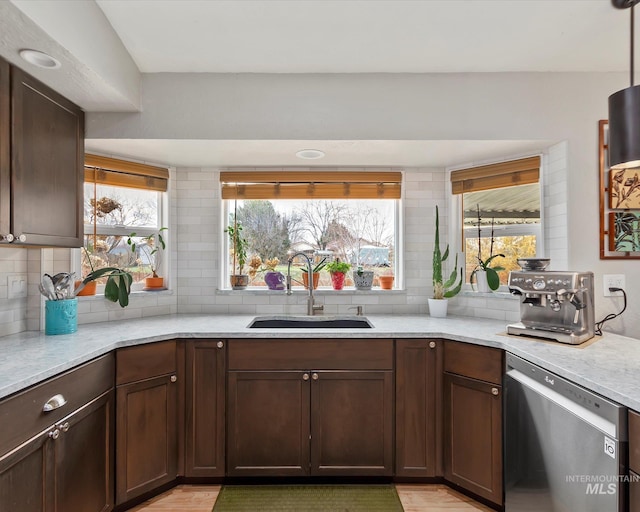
[504,354,627,512]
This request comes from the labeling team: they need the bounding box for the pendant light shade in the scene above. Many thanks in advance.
[608,0,640,169]
[609,85,640,169]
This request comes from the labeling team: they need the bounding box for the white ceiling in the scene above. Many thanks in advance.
[7,0,629,167]
[95,0,630,74]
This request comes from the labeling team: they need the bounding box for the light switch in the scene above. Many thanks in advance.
[7,274,27,299]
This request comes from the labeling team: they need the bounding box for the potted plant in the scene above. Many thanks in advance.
[325,259,351,290]
[469,205,504,293]
[225,222,249,290]
[430,205,462,317]
[353,265,374,290]
[127,227,168,290]
[301,257,327,289]
[378,270,395,290]
[73,266,133,308]
[248,256,285,290]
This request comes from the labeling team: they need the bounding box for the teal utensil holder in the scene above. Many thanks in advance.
[45,298,78,335]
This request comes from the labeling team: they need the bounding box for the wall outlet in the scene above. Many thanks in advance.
[7,274,28,299]
[603,274,625,296]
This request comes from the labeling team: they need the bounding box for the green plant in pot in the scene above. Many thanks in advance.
[430,205,462,317]
[225,222,249,290]
[127,227,168,289]
[325,259,351,290]
[469,205,504,292]
[300,257,327,289]
[74,265,133,308]
[353,265,375,290]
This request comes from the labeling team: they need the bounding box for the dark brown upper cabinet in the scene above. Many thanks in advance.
[0,57,84,247]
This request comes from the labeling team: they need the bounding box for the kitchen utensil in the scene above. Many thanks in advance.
[52,272,75,300]
[41,274,56,301]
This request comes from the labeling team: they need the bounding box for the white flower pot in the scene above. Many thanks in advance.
[475,270,490,293]
[428,298,448,318]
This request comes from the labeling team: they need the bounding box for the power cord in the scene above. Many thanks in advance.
[595,287,627,336]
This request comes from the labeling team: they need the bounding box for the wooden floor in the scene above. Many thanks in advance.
[128,484,494,511]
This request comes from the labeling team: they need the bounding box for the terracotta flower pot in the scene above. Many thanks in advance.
[330,271,346,290]
[302,272,320,290]
[379,275,394,290]
[145,276,165,289]
[74,280,97,296]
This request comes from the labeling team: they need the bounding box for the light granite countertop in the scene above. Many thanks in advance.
[0,314,639,411]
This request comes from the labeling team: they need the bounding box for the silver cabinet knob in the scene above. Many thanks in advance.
[170,375,177,383]
[217,341,224,349]
[16,234,26,243]
[1,234,14,242]
[43,394,67,412]
[58,422,70,433]
[491,387,500,396]
[429,341,436,349]
[49,429,60,440]
[312,373,319,381]
[302,373,310,381]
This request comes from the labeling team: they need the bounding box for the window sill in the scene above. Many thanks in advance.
[216,287,404,295]
[459,289,517,300]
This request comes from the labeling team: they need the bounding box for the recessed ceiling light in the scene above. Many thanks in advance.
[19,49,61,69]
[296,149,325,160]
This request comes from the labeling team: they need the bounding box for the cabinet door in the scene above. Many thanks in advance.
[443,372,502,505]
[185,340,226,477]
[227,371,310,477]
[311,370,393,476]
[395,339,441,477]
[10,66,84,247]
[0,57,9,240]
[631,470,640,512]
[54,390,114,512]
[116,374,177,504]
[0,428,54,512]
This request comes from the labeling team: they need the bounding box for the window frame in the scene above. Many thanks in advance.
[219,197,403,291]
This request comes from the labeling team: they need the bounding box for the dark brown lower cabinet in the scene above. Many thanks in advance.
[395,339,441,477]
[116,374,177,504]
[227,369,393,477]
[311,370,393,476]
[443,372,502,505]
[0,390,114,512]
[631,470,640,512]
[185,340,226,477]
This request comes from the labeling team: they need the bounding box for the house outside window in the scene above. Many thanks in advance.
[451,156,542,287]
[220,171,401,290]
[82,155,169,290]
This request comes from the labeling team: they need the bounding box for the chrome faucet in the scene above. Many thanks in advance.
[286,252,324,316]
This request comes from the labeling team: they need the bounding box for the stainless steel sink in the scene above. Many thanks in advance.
[248,315,373,329]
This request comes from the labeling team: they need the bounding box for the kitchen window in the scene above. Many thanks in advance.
[451,156,542,287]
[81,154,169,289]
[220,170,401,290]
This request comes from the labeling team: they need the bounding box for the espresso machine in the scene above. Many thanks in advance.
[507,266,595,345]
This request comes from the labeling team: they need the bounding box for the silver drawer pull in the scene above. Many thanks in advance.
[48,429,60,440]
[43,394,67,412]
[58,421,70,432]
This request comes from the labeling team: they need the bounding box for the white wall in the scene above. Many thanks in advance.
[87,71,635,338]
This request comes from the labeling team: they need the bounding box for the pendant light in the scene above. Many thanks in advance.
[609,0,640,169]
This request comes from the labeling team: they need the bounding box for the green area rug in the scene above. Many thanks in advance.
[212,484,404,512]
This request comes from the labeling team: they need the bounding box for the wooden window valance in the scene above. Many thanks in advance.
[220,171,402,200]
[84,154,169,192]
[450,156,540,195]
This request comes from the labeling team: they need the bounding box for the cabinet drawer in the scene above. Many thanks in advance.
[630,410,640,473]
[116,341,176,385]
[229,339,393,370]
[0,354,114,457]
[444,341,503,385]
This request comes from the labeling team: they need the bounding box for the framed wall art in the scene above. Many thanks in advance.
[609,168,640,209]
[599,119,640,259]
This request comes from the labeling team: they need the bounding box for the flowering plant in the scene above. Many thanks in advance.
[470,204,504,291]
